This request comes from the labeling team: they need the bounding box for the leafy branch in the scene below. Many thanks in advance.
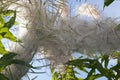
[0,10,18,54]
[51,54,120,80]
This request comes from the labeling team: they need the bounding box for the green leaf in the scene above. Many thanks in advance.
[2,10,14,16]
[0,27,8,34]
[0,52,17,71]
[67,57,115,79]
[66,58,92,68]
[85,68,102,80]
[51,67,55,74]
[0,48,7,54]
[100,55,109,68]
[104,0,114,7]
[62,65,80,80]
[0,35,2,40]
[0,10,17,54]
[104,55,109,68]
[52,72,58,80]
[4,31,17,42]
[0,15,5,28]
[94,60,115,79]
[77,78,84,80]
[87,68,95,77]
[4,11,16,29]
[0,52,17,61]
[0,41,7,54]
[14,21,19,25]
[0,52,34,72]
[112,51,120,58]
[0,73,9,80]
[0,27,17,42]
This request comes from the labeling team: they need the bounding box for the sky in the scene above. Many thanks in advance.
[21,0,120,80]
[68,0,120,18]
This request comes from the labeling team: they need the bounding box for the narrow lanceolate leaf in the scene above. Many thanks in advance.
[0,52,17,71]
[104,55,109,68]
[0,35,2,40]
[101,55,109,68]
[51,67,55,74]
[104,0,114,7]
[0,52,17,61]
[0,41,7,54]
[0,52,34,72]
[85,74,103,80]
[4,11,16,29]
[0,47,7,54]
[85,68,95,80]
[4,31,17,42]
[52,72,58,80]
[0,27,17,42]
[0,15,5,28]
[0,73,8,80]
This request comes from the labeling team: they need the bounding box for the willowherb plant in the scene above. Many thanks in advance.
[4,0,120,79]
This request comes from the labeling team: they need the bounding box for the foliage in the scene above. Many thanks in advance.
[104,0,114,7]
[0,2,33,80]
[52,54,120,80]
[0,52,35,80]
[0,10,18,54]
